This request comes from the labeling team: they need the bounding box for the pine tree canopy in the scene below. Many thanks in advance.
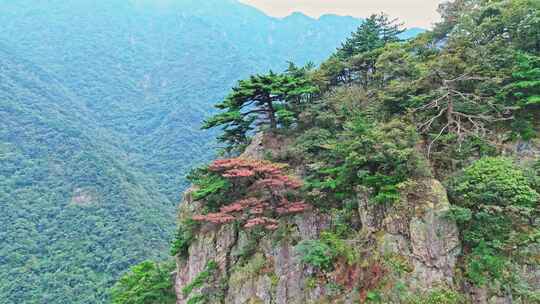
[203,71,317,153]
[336,13,405,59]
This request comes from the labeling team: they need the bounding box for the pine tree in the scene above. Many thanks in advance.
[336,13,405,59]
[501,52,540,139]
[203,71,317,153]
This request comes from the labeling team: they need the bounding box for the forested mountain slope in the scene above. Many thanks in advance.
[0,46,174,303]
[0,1,424,303]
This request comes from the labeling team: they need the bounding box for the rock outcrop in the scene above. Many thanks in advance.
[173,136,463,303]
[361,179,461,291]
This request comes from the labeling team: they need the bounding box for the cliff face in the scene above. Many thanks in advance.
[358,178,461,293]
[174,183,460,303]
[173,135,468,304]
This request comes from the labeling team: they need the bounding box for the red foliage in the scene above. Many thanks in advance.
[358,263,386,303]
[244,217,279,230]
[222,168,255,178]
[192,158,309,230]
[219,203,244,213]
[209,158,289,180]
[276,198,311,215]
[253,175,302,190]
[192,213,235,224]
[333,259,362,290]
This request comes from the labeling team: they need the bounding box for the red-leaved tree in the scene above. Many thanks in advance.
[192,158,310,230]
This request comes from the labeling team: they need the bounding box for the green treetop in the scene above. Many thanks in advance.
[501,52,540,139]
[336,13,405,60]
[110,261,176,304]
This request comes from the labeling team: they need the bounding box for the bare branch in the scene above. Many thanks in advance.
[419,107,446,132]
[414,92,449,112]
[415,72,507,156]
[428,123,450,157]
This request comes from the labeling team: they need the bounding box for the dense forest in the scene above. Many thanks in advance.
[0,45,173,303]
[0,0,426,303]
[113,0,539,303]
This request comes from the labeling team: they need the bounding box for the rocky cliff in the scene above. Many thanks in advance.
[172,135,475,304]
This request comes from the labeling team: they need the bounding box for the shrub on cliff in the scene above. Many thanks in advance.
[189,158,310,230]
[450,157,538,209]
[110,260,176,304]
[405,288,466,304]
[170,219,198,258]
[305,118,430,206]
[296,239,336,271]
[447,157,539,287]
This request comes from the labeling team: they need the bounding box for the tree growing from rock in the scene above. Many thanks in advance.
[191,158,310,230]
[202,72,317,153]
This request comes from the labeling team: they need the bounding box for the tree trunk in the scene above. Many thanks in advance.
[267,100,277,130]
[447,95,455,131]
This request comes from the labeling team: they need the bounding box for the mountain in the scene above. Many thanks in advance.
[151,1,538,303]
[0,45,174,303]
[399,27,425,39]
[0,0,366,201]
[0,0,401,303]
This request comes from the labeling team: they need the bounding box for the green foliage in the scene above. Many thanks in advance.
[448,157,539,287]
[336,13,405,59]
[320,231,358,264]
[240,253,267,276]
[170,219,198,258]
[187,167,231,206]
[295,230,357,271]
[110,260,176,304]
[357,0,540,155]
[427,135,498,177]
[465,243,508,286]
[276,108,296,128]
[298,85,371,129]
[305,118,427,205]
[525,159,540,193]
[305,277,318,290]
[501,52,540,139]
[503,52,540,107]
[203,71,317,153]
[383,254,414,276]
[182,261,218,297]
[366,291,383,303]
[444,206,473,224]
[295,239,336,271]
[325,282,345,297]
[450,157,538,209]
[328,203,359,238]
[405,288,466,304]
[186,294,207,304]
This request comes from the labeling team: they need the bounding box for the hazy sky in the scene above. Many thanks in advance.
[239,0,446,28]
